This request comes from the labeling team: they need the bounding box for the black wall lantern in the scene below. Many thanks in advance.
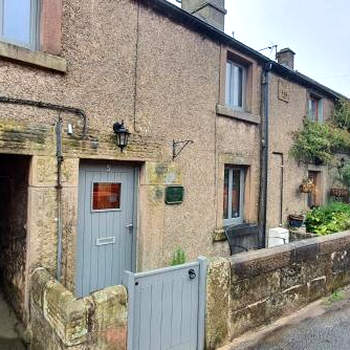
[113,121,130,152]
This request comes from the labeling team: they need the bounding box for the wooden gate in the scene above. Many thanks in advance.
[123,257,208,350]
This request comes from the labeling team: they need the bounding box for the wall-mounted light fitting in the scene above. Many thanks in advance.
[113,120,130,152]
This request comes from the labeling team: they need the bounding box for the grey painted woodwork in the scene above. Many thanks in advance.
[124,257,208,350]
[76,162,136,297]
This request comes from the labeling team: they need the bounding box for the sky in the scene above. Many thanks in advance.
[167,0,350,97]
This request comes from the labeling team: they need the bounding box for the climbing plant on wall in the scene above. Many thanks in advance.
[290,99,350,166]
[333,98,350,131]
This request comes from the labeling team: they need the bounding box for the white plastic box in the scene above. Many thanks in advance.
[268,227,289,248]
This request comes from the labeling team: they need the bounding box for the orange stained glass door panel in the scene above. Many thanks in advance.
[92,182,121,210]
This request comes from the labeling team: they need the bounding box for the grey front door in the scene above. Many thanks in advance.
[76,162,136,297]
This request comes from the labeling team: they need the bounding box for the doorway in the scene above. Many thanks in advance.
[76,161,137,297]
[308,171,321,208]
[0,154,30,348]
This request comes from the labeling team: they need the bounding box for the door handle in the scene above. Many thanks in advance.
[188,269,196,280]
[126,224,133,229]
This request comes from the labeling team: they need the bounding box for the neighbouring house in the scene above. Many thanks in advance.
[0,0,346,331]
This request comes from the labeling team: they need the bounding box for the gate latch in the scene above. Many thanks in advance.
[188,269,196,280]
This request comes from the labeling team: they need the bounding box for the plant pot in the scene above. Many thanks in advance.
[299,183,314,193]
[288,214,304,228]
[330,188,349,198]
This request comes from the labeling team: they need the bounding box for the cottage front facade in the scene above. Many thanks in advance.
[0,0,343,326]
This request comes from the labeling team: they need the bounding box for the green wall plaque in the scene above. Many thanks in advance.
[165,186,184,205]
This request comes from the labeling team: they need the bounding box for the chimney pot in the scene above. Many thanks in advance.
[181,0,227,31]
[276,48,295,70]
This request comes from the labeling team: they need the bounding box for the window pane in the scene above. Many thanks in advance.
[309,98,319,121]
[225,62,232,106]
[3,0,31,45]
[226,62,244,109]
[237,66,243,107]
[233,65,239,106]
[223,168,229,219]
[231,170,240,218]
[93,183,121,210]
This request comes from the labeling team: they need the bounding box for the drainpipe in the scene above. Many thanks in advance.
[0,96,87,281]
[55,114,64,281]
[259,62,273,248]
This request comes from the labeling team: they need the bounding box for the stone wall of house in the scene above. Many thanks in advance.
[206,230,350,349]
[29,268,127,350]
[267,73,336,229]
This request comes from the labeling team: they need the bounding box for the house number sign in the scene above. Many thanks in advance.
[165,186,184,205]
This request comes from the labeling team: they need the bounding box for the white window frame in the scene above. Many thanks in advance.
[225,60,246,111]
[223,166,245,226]
[0,0,40,50]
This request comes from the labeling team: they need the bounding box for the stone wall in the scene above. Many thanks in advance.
[206,230,350,349]
[30,268,127,350]
[0,154,30,321]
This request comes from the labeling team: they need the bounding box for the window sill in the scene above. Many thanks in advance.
[0,42,67,73]
[216,104,260,124]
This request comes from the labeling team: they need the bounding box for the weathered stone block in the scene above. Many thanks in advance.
[231,245,291,281]
[206,257,231,350]
[90,286,128,332]
[31,268,55,309]
[44,280,88,346]
[308,276,327,302]
[229,297,269,339]
[279,263,303,290]
[230,271,280,310]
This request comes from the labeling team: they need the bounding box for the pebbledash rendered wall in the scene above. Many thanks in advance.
[205,230,350,349]
[266,73,336,229]
[0,0,261,323]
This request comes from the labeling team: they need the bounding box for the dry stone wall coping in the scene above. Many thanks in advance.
[206,230,350,349]
[30,268,127,350]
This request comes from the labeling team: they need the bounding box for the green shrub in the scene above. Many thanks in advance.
[333,98,350,131]
[338,160,350,188]
[290,120,340,165]
[290,113,350,165]
[305,202,350,235]
[170,248,186,266]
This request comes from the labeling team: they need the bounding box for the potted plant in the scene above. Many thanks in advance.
[288,214,304,228]
[299,177,314,193]
[330,188,349,198]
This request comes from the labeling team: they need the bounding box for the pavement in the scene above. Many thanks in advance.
[221,285,350,350]
[0,291,26,350]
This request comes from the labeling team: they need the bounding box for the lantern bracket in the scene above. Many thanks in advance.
[113,120,130,152]
[172,139,194,160]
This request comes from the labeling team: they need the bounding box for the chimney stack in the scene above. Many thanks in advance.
[276,48,295,70]
[181,0,227,31]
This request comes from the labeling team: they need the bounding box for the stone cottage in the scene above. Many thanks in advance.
[0,0,344,327]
